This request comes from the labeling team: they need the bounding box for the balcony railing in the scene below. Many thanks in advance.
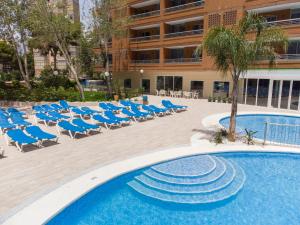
[131,10,160,19]
[165,57,201,63]
[164,29,203,38]
[130,35,160,42]
[276,54,300,60]
[165,1,204,13]
[131,59,160,64]
[266,18,300,27]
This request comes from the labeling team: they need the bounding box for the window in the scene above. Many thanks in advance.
[156,76,183,90]
[170,49,184,59]
[124,79,131,89]
[291,9,300,19]
[246,79,257,105]
[213,81,229,97]
[191,81,204,97]
[257,79,269,107]
[287,41,300,55]
[291,81,300,110]
[265,15,277,22]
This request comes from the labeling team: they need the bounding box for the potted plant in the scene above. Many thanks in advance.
[212,96,216,102]
[228,97,232,103]
[217,96,222,103]
[208,96,212,102]
[222,97,227,103]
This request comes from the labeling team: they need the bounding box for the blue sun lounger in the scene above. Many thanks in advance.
[106,103,124,111]
[104,111,131,124]
[72,118,101,133]
[162,100,187,112]
[71,107,93,119]
[0,119,16,134]
[92,114,121,129]
[142,105,163,116]
[99,102,112,111]
[148,105,171,115]
[57,120,88,139]
[121,108,146,121]
[130,106,153,119]
[59,100,74,111]
[32,105,46,113]
[6,129,39,152]
[25,126,58,144]
[50,103,64,112]
[48,111,70,120]
[35,113,60,125]
[81,106,101,115]
[7,107,26,117]
[41,104,57,112]
[10,114,31,127]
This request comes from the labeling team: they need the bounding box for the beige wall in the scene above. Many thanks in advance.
[113,70,233,98]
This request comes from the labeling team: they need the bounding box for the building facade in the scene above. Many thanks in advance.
[106,0,300,110]
[33,0,80,75]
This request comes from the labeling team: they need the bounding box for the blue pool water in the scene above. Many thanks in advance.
[47,152,300,225]
[220,114,300,145]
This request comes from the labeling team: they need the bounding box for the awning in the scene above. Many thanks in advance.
[242,69,300,80]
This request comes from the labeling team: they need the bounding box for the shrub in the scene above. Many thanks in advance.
[212,128,228,145]
[208,96,212,102]
[39,67,75,89]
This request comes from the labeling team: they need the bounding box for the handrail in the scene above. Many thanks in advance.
[265,18,300,27]
[130,35,160,42]
[132,59,160,64]
[165,29,203,38]
[165,57,201,63]
[276,54,300,60]
[165,0,204,13]
[263,122,300,146]
[131,10,160,19]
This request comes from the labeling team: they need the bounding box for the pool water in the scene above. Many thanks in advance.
[47,152,300,225]
[220,114,300,145]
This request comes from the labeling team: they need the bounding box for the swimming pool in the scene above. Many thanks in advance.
[220,114,300,145]
[47,152,300,225]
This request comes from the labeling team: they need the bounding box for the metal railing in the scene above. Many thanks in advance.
[263,122,300,146]
[165,0,204,13]
[131,10,160,19]
[164,29,203,38]
[164,57,202,63]
[130,35,160,42]
[265,18,300,27]
[256,54,300,61]
[131,59,160,64]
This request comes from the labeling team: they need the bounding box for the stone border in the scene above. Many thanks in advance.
[3,111,300,225]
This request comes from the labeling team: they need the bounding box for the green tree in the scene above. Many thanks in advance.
[30,0,85,99]
[201,13,287,141]
[90,0,130,97]
[79,36,95,78]
[0,0,33,89]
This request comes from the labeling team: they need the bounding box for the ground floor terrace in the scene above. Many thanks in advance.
[0,96,296,222]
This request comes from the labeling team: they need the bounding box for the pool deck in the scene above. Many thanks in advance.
[0,96,297,221]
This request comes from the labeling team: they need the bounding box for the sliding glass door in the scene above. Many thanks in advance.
[280,81,291,109]
[257,79,269,107]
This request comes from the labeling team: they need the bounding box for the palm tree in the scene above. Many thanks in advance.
[200,13,287,141]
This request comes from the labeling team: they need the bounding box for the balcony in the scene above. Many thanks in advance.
[130,35,160,42]
[165,57,201,64]
[131,10,160,19]
[276,54,300,60]
[165,29,203,38]
[165,0,204,13]
[130,0,160,19]
[265,18,300,27]
[131,59,160,64]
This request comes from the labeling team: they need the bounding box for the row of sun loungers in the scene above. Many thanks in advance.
[0,99,187,152]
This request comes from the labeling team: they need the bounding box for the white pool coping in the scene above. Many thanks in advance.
[3,111,300,225]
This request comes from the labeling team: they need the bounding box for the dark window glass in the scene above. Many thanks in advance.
[246,79,257,105]
[280,80,291,109]
[291,81,300,110]
[174,76,183,90]
[165,76,174,90]
[271,80,280,108]
[257,79,269,107]
[191,81,203,97]
[157,76,164,90]
[124,79,131,89]
[213,81,229,97]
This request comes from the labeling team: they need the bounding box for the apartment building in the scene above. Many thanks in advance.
[33,0,80,75]
[107,0,300,110]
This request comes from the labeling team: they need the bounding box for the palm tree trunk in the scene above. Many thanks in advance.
[228,76,239,142]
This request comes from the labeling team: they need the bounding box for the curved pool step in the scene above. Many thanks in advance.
[128,160,245,204]
[144,156,226,185]
[151,155,216,178]
[134,158,235,194]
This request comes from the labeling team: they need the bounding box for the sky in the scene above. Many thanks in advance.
[80,0,93,29]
